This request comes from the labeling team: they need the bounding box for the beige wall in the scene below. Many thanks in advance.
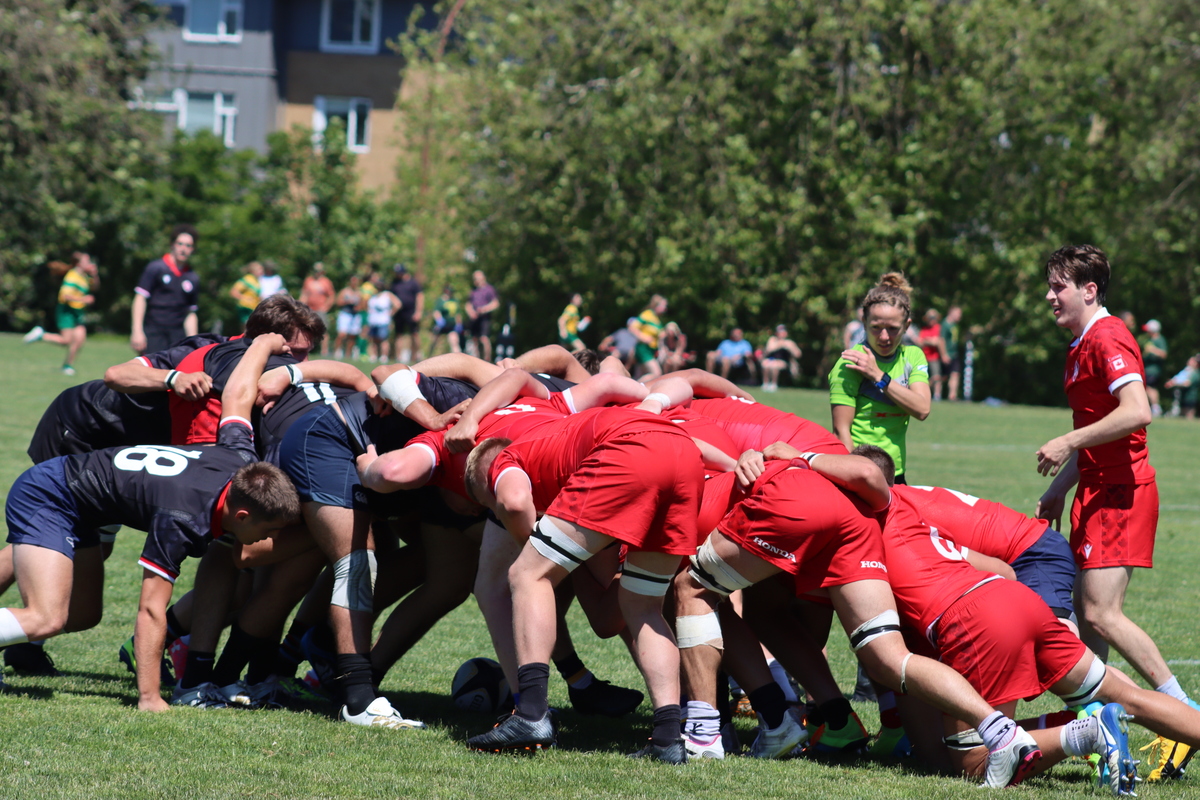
[281,50,409,192]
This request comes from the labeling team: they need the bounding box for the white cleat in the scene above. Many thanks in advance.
[683,730,725,760]
[981,727,1041,788]
[341,696,426,729]
[23,326,44,343]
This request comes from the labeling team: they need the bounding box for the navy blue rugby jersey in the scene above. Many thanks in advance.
[61,419,258,582]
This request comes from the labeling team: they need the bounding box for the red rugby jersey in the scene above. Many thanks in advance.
[894,485,1047,564]
[1064,313,1153,484]
[691,397,846,455]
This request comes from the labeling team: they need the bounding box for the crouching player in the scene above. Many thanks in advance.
[459,406,705,762]
[0,334,300,710]
[672,453,1044,787]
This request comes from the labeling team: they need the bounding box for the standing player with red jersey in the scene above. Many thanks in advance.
[1034,246,1197,716]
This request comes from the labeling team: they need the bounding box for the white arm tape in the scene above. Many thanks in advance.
[164,369,180,390]
[286,364,304,386]
[644,392,671,410]
[380,368,426,412]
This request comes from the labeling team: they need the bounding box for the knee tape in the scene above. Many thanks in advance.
[848,609,902,652]
[688,540,754,597]
[620,563,674,597]
[675,612,723,650]
[529,516,590,573]
[944,728,985,751]
[1060,655,1106,707]
[331,550,377,612]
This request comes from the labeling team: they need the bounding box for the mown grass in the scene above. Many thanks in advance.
[1,333,1199,799]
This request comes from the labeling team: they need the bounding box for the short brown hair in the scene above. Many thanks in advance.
[228,462,300,522]
[860,273,912,324]
[1045,244,1110,303]
[850,444,895,487]
[464,437,512,505]
[573,349,602,375]
[245,294,326,349]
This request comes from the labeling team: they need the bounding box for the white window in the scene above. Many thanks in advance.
[133,88,237,147]
[320,0,380,54]
[183,0,242,42]
[314,96,371,153]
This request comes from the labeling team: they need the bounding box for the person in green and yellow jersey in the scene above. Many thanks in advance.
[24,252,99,376]
[828,272,931,484]
[229,261,264,328]
[628,294,668,379]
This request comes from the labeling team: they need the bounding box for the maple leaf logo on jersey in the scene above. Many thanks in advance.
[1108,354,1125,371]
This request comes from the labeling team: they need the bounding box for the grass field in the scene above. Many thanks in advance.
[2,333,1200,799]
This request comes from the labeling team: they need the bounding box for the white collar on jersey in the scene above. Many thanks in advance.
[1070,306,1110,348]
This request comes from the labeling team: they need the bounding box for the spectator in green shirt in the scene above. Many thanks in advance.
[828,272,931,483]
[1141,318,1168,417]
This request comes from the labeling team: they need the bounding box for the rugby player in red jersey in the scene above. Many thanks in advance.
[1034,246,1196,714]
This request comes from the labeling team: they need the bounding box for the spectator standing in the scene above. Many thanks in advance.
[333,274,364,359]
[917,308,948,401]
[705,327,757,384]
[943,305,963,401]
[465,269,500,362]
[557,292,590,352]
[130,224,199,354]
[628,294,668,379]
[657,321,690,373]
[24,252,99,375]
[300,262,336,354]
[760,324,801,391]
[1141,319,1168,417]
[429,284,463,355]
[843,308,866,349]
[1165,355,1199,419]
[1119,309,1137,335]
[356,271,380,359]
[599,323,639,372]
[258,260,285,299]
[365,279,401,363]
[229,261,263,329]
[389,264,424,364]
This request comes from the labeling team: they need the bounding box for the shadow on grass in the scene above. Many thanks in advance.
[391,689,656,753]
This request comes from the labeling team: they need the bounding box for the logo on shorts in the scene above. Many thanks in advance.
[752,537,795,562]
[860,560,888,572]
[1083,544,1093,560]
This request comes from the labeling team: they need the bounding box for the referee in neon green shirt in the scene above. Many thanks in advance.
[828,272,931,484]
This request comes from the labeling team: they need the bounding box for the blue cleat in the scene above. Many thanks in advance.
[1097,703,1139,796]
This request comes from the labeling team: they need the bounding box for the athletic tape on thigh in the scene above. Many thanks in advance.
[620,564,674,597]
[849,609,902,652]
[943,727,985,751]
[529,516,590,573]
[675,612,723,650]
[331,550,377,611]
[688,540,754,597]
[1059,655,1106,707]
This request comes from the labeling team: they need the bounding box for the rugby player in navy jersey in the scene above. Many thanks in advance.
[0,334,300,710]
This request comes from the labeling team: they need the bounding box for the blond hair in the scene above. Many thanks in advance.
[860,272,913,323]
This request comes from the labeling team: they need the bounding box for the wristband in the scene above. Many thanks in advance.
[286,364,304,386]
[875,373,892,392]
[379,368,426,412]
[644,392,671,409]
[164,370,180,391]
[799,451,822,464]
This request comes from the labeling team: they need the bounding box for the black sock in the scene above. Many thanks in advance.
[336,653,376,715]
[242,630,281,686]
[211,624,258,687]
[165,606,186,643]
[515,662,551,720]
[818,697,852,730]
[748,682,787,730]
[181,650,215,689]
[553,651,586,681]
[717,671,732,728]
[651,703,682,746]
[275,620,312,676]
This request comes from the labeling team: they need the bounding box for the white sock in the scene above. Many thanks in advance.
[767,658,798,703]
[978,711,1017,751]
[1157,675,1190,703]
[684,700,721,737]
[1061,716,1099,757]
[0,608,30,647]
[568,671,594,690]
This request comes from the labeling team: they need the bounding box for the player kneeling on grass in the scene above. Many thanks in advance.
[458,406,704,762]
[673,450,1046,787]
[0,334,300,710]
